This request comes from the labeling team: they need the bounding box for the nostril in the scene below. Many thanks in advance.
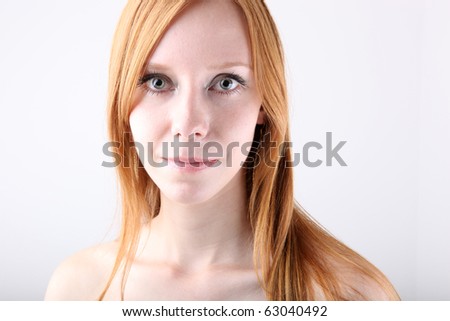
[170,103,210,138]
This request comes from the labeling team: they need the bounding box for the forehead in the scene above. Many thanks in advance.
[148,0,251,70]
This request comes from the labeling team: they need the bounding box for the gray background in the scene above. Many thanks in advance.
[0,0,448,300]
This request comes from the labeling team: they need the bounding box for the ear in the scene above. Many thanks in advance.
[257,107,266,125]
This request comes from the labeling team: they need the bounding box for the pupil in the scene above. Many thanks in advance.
[153,78,164,88]
[221,79,231,89]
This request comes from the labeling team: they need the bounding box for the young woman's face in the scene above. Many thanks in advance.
[130,0,263,205]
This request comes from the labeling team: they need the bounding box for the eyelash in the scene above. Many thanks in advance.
[137,72,247,96]
[137,73,172,96]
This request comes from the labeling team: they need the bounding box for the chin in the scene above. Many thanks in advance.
[149,165,245,206]
[160,184,220,206]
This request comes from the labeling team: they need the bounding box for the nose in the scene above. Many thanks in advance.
[171,87,210,139]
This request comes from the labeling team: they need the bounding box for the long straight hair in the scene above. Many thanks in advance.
[101,0,399,300]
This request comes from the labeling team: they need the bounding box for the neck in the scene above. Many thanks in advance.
[140,170,253,272]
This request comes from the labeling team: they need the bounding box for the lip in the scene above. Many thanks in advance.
[163,158,219,172]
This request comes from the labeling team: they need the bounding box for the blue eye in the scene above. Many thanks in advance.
[210,73,247,95]
[150,77,166,90]
[138,73,173,95]
[217,78,238,91]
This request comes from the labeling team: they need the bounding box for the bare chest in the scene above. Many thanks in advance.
[104,264,266,301]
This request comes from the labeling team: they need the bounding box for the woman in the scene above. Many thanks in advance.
[45,0,399,300]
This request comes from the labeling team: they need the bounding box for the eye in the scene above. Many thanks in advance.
[217,78,238,91]
[150,77,166,90]
[138,73,173,95]
[209,73,247,95]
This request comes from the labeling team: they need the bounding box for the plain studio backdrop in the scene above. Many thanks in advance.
[0,0,449,301]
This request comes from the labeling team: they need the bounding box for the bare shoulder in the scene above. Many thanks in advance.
[340,268,399,300]
[45,241,119,300]
[330,256,400,301]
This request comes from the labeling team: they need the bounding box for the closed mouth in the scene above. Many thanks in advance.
[164,158,219,168]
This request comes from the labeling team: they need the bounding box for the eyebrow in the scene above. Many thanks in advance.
[145,63,171,71]
[207,61,252,70]
[145,61,252,71]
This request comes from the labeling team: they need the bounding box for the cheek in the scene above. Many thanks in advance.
[219,103,260,141]
[215,107,260,164]
[129,104,165,143]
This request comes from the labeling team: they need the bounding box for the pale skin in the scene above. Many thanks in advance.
[46,0,265,300]
[45,0,393,301]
